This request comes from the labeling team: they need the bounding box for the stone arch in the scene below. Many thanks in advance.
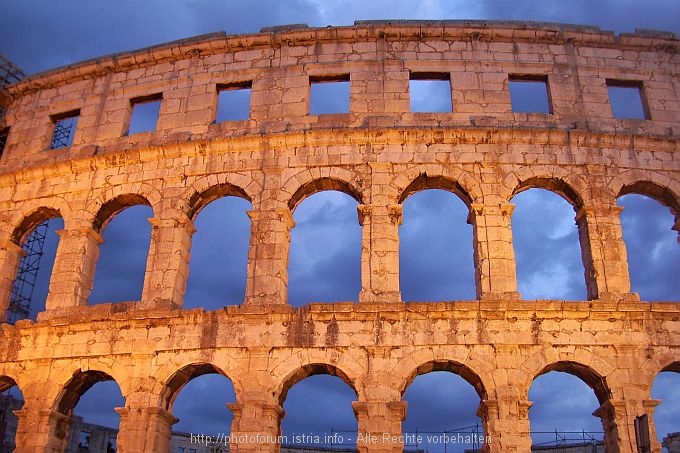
[393,165,481,206]
[276,362,358,406]
[281,166,367,211]
[287,177,364,212]
[186,182,252,221]
[91,193,153,233]
[659,360,680,373]
[399,359,488,399]
[0,375,19,393]
[54,369,122,416]
[182,172,262,217]
[532,361,612,405]
[510,175,585,209]
[398,173,473,206]
[159,362,236,410]
[10,206,62,245]
[610,170,679,208]
[616,178,680,220]
[85,181,161,231]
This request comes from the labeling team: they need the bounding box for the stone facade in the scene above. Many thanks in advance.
[0,20,678,453]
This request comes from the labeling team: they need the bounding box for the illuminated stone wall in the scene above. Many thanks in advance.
[0,21,677,453]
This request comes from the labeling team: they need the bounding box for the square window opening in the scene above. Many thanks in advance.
[309,75,350,115]
[409,72,452,113]
[78,431,91,449]
[50,110,80,149]
[509,75,552,114]
[128,94,162,135]
[606,80,649,120]
[216,81,252,122]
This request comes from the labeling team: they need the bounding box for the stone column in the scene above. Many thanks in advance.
[478,398,532,452]
[575,204,638,301]
[14,406,71,453]
[244,206,294,306]
[114,406,177,453]
[0,238,23,322]
[468,202,520,300]
[44,226,103,311]
[353,400,407,453]
[227,399,284,453]
[140,212,195,309]
[593,398,629,453]
[357,204,403,303]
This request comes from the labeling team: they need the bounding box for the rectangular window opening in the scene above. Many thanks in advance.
[78,431,91,449]
[128,94,162,135]
[309,74,350,115]
[216,81,252,122]
[606,79,649,120]
[509,74,552,114]
[0,127,9,158]
[50,110,79,149]
[409,72,452,113]
[107,436,117,453]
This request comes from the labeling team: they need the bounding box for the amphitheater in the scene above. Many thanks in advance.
[0,19,678,453]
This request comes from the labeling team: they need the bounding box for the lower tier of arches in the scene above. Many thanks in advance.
[0,301,678,453]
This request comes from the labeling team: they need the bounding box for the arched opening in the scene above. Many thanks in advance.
[288,190,361,307]
[511,187,586,300]
[279,364,357,449]
[185,196,252,309]
[400,189,475,301]
[529,363,610,449]
[164,364,236,450]
[0,377,24,452]
[652,364,680,449]
[402,369,484,452]
[90,197,153,305]
[9,208,63,322]
[57,370,124,452]
[617,193,680,301]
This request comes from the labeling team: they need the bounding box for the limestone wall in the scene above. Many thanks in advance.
[0,21,677,453]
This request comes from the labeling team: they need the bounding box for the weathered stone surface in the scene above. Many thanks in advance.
[0,20,678,453]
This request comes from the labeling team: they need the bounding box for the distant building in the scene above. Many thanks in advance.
[663,432,680,453]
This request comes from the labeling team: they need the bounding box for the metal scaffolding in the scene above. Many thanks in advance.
[0,54,25,88]
[7,222,49,325]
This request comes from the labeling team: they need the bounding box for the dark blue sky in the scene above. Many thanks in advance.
[1,1,679,451]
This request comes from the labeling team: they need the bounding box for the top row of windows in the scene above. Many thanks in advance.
[47,73,650,150]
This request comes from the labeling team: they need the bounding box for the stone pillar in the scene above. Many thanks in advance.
[575,204,638,301]
[0,238,23,322]
[140,213,195,309]
[593,398,629,453]
[14,407,71,453]
[468,202,520,300]
[44,227,103,310]
[115,406,177,453]
[353,400,407,453]
[357,204,403,303]
[244,206,294,306]
[478,398,532,452]
[227,399,284,453]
